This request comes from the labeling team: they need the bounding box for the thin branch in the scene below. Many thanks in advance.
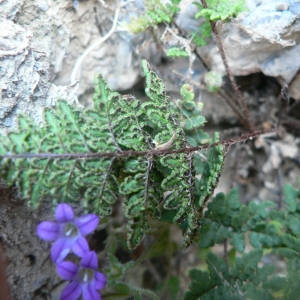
[70,3,121,84]
[171,16,251,129]
[0,128,276,160]
[217,89,248,126]
[171,20,209,70]
[277,84,289,128]
[172,68,247,127]
[281,115,300,134]
[213,23,245,113]
[200,0,255,132]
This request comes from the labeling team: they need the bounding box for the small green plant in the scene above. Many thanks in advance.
[184,183,300,299]
[194,0,247,21]
[167,47,189,57]
[121,0,181,34]
[191,20,212,47]
[192,0,248,47]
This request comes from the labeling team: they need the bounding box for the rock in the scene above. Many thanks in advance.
[0,0,149,134]
[0,18,79,134]
[175,0,300,98]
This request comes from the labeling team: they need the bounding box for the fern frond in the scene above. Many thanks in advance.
[0,60,226,249]
[0,97,119,215]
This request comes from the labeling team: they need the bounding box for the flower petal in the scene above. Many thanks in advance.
[56,204,74,223]
[82,283,100,300]
[75,214,99,235]
[56,261,78,280]
[95,272,107,290]
[51,238,71,263]
[36,221,59,241]
[72,237,90,258]
[80,251,98,269]
[61,282,81,300]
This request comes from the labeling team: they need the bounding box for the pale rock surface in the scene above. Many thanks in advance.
[0,0,143,134]
[177,0,300,99]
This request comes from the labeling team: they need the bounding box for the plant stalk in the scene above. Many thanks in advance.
[0,128,276,159]
[201,0,255,132]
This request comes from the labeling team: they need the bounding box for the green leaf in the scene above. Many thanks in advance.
[195,0,248,22]
[264,276,287,293]
[127,218,150,250]
[184,268,214,299]
[249,232,261,248]
[180,84,195,102]
[184,115,206,130]
[194,133,225,212]
[284,184,298,212]
[230,232,245,253]
[226,188,240,209]
[288,216,300,236]
[122,0,180,34]
[167,47,189,57]
[199,219,220,248]
[275,248,298,259]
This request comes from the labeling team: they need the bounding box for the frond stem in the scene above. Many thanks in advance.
[0,128,276,159]
[201,0,255,132]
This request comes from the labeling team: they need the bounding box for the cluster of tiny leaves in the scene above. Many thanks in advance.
[122,0,181,34]
[0,60,225,250]
[123,0,247,54]
[173,84,209,146]
[167,47,189,57]
[184,183,300,299]
[194,0,247,21]
[191,20,212,47]
[192,0,247,47]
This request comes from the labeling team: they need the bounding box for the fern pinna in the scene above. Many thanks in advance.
[0,60,225,250]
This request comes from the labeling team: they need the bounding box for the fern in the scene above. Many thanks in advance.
[191,19,212,47]
[199,184,300,255]
[167,47,189,57]
[192,0,247,47]
[0,60,225,250]
[194,0,247,21]
[122,0,181,34]
[185,183,300,299]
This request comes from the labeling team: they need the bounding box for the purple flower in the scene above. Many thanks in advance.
[57,251,107,300]
[37,203,99,263]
